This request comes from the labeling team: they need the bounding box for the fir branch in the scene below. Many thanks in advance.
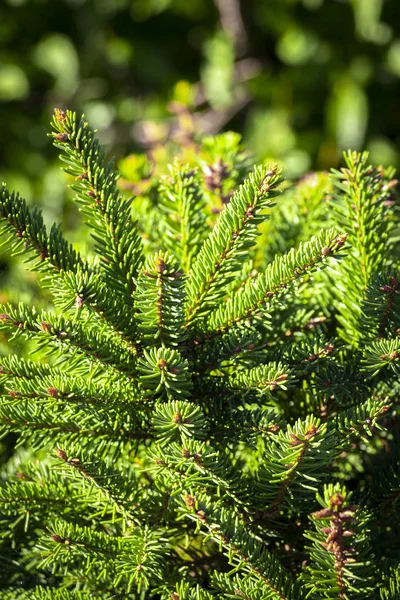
[152,400,208,444]
[255,417,337,516]
[330,151,398,346]
[135,253,186,348]
[0,185,82,274]
[360,272,400,342]
[171,581,214,600]
[303,484,375,599]
[137,347,192,400]
[0,186,139,345]
[158,163,208,272]
[181,494,298,600]
[0,401,150,448]
[152,440,251,510]
[204,229,346,335]
[185,164,283,325]
[224,361,294,399]
[39,521,168,594]
[362,339,400,376]
[51,109,143,298]
[54,448,140,525]
[0,304,138,378]
[330,398,389,445]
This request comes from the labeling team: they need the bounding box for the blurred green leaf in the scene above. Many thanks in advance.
[201,32,235,110]
[0,64,29,101]
[33,34,79,94]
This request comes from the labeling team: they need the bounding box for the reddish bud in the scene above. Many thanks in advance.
[55,449,68,461]
[54,133,69,143]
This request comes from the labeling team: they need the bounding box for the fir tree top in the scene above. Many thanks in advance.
[0,110,399,599]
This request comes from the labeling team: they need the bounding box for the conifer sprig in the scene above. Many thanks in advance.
[51,109,143,298]
[205,229,347,335]
[0,185,82,274]
[158,163,208,272]
[185,164,283,325]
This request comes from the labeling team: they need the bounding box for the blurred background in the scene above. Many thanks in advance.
[0,0,400,211]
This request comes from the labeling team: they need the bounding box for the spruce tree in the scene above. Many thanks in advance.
[0,109,399,599]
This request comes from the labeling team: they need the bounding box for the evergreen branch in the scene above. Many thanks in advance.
[54,448,140,525]
[152,440,251,509]
[51,109,143,298]
[171,581,214,600]
[0,481,68,511]
[0,355,62,380]
[211,571,294,600]
[135,253,186,348]
[152,400,208,444]
[224,362,295,399]
[181,494,297,600]
[0,186,138,344]
[362,339,400,376]
[0,184,82,274]
[0,401,150,447]
[53,265,139,345]
[330,398,389,445]
[360,272,400,342]
[330,151,398,345]
[2,373,136,407]
[31,589,106,600]
[138,347,192,400]
[39,521,168,594]
[158,163,208,272]
[185,164,283,325]
[0,304,138,377]
[210,407,282,446]
[205,229,347,335]
[302,484,375,599]
[255,417,337,516]
[200,131,252,209]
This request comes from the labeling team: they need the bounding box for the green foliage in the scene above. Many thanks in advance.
[0,110,399,599]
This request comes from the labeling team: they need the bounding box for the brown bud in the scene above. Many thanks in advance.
[54,133,69,143]
[158,359,168,371]
[193,453,202,465]
[75,296,84,310]
[51,534,65,543]
[197,510,207,522]
[321,246,331,256]
[47,387,59,397]
[184,495,195,509]
[182,449,191,458]
[305,424,318,438]
[330,493,345,507]
[54,108,66,123]
[173,412,182,424]
[55,449,68,461]
[289,434,303,447]
[41,322,52,333]
[312,507,333,519]
[267,424,280,433]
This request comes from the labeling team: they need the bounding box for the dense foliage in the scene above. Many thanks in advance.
[0,109,399,599]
